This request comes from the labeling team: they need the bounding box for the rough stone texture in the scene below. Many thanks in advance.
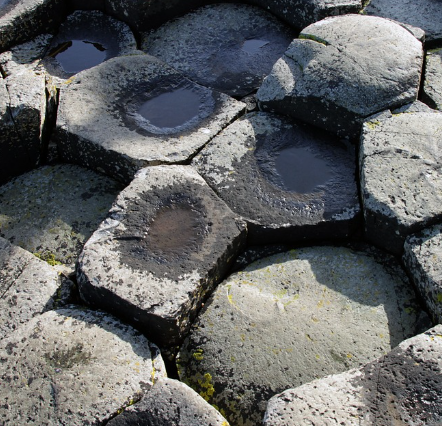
[0,164,123,266]
[404,224,442,324]
[360,110,442,255]
[423,48,442,111]
[364,0,442,46]
[54,54,245,183]
[192,112,360,244]
[0,307,166,425]
[257,14,423,138]
[142,3,294,97]
[0,0,66,52]
[77,165,247,349]
[178,246,430,426]
[263,325,442,426]
[108,378,230,426]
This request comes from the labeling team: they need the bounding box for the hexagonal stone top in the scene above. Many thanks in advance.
[77,165,247,349]
[55,54,245,183]
[142,3,294,97]
[192,112,360,245]
[257,14,423,138]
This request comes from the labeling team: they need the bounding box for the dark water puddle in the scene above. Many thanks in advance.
[138,86,202,129]
[242,39,270,54]
[48,40,106,74]
[274,146,333,193]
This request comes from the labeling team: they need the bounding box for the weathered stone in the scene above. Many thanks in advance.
[0,0,66,52]
[360,110,442,255]
[142,3,294,98]
[364,0,442,46]
[0,164,123,265]
[404,224,442,324]
[257,14,423,138]
[54,54,245,183]
[177,246,430,426]
[108,378,230,426]
[77,165,247,349]
[263,325,442,426]
[192,112,360,244]
[423,48,442,111]
[0,307,166,425]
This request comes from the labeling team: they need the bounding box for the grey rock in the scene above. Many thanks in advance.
[77,165,247,349]
[108,378,230,426]
[403,224,442,324]
[178,246,430,426]
[0,307,166,425]
[364,0,442,45]
[257,14,423,138]
[360,110,442,255]
[0,164,123,266]
[141,3,294,98]
[54,54,245,183]
[192,112,360,245]
[263,325,442,426]
[423,48,442,111]
[391,100,439,115]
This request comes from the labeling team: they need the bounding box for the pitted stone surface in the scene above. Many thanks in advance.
[54,54,245,183]
[108,377,230,426]
[192,112,360,244]
[142,3,294,98]
[263,325,442,426]
[360,110,442,255]
[0,307,166,425]
[177,246,430,426]
[423,48,442,111]
[77,165,247,349]
[0,164,123,266]
[257,14,423,138]
[364,0,442,45]
[404,224,442,324]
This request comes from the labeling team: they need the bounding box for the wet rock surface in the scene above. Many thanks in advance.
[360,110,442,255]
[193,112,360,244]
[257,14,423,137]
[77,165,246,349]
[55,54,245,182]
[142,3,294,98]
[263,325,442,426]
[423,47,442,111]
[177,246,430,426]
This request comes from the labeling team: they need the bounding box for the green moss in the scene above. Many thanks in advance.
[299,33,329,46]
[33,251,62,266]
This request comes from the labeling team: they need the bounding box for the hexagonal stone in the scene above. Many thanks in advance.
[54,55,245,183]
[403,224,442,324]
[263,325,442,426]
[192,112,360,245]
[360,110,442,255]
[0,307,166,425]
[0,164,123,266]
[423,48,442,111]
[177,246,430,426]
[257,14,423,138]
[142,3,294,98]
[77,165,247,349]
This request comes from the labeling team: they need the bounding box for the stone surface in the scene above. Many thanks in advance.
[108,378,230,426]
[404,224,442,324]
[54,54,245,183]
[0,307,166,425]
[142,3,294,97]
[257,14,423,138]
[360,110,442,255]
[192,112,360,244]
[263,325,442,426]
[177,246,430,426]
[423,48,442,111]
[364,0,442,46]
[0,164,123,266]
[77,165,247,349]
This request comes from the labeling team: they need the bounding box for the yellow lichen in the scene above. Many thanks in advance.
[193,349,204,362]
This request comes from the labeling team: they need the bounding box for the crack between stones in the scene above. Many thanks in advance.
[0,259,30,300]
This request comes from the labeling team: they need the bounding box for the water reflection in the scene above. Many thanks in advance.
[242,39,270,54]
